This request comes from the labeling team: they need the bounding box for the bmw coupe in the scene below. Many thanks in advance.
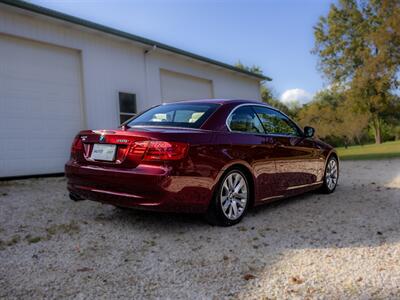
[66,99,339,226]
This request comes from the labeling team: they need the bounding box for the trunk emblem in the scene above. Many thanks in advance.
[99,135,106,143]
[117,139,128,143]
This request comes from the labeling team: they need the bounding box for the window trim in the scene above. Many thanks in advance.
[125,102,221,129]
[226,105,265,134]
[252,105,303,137]
[226,103,304,137]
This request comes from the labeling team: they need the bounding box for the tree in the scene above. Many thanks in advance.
[313,0,400,144]
[296,89,369,146]
[260,85,295,117]
[234,61,296,117]
[235,60,264,76]
[336,99,370,145]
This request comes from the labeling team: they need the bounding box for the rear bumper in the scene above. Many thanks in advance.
[65,160,214,213]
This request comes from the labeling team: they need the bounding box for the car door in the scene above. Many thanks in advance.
[226,105,280,200]
[252,106,319,192]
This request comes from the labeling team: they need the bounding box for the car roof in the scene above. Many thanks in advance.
[163,99,273,107]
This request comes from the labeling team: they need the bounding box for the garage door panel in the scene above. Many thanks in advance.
[0,35,84,177]
[1,79,81,97]
[4,158,64,176]
[2,99,82,120]
[0,37,80,83]
[0,119,81,138]
[160,69,213,102]
[3,138,72,158]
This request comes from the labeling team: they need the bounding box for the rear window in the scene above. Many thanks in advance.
[126,103,219,128]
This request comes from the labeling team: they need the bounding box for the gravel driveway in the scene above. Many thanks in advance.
[1,159,400,299]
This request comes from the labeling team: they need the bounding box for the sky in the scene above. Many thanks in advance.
[30,0,334,105]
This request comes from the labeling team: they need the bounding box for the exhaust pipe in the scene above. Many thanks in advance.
[69,192,85,202]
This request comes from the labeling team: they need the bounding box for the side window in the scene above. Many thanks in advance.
[253,106,301,136]
[119,92,137,124]
[227,106,264,133]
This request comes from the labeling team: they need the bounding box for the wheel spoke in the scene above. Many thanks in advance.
[229,175,235,190]
[236,199,245,207]
[231,201,238,217]
[234,178,245,193]
[222,200,230,212]
[226,176,231,189]
[232,174,238,189]
[223,181,229,193]
[228,205,233,218]
[234,192,247,199]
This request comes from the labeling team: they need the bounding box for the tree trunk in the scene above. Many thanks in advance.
[372,115,382,144]
[355,135,361,146]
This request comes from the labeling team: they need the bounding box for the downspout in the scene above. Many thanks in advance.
[143,45,157,104]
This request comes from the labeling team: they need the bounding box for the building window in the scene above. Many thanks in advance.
[119,92,136,124]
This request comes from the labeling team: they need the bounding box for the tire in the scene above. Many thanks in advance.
[205,169,250,226]
[320,156,339,194]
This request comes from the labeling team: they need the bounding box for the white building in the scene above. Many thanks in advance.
[0,0,269,178]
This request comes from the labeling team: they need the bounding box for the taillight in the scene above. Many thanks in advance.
[145,141,188,161]
[70,135,83,159]
[128,141,188,161]
[128,141,149,160]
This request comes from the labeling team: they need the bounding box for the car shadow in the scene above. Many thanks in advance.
[83,160,400,297]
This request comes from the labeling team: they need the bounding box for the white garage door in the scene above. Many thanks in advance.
[160,69,213,102]
[0,35,84,177]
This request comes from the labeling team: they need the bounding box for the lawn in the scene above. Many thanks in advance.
[336,140,400,160]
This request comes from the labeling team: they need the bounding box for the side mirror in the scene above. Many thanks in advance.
[304,126,315,138]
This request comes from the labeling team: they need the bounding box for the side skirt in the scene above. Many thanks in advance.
[255,181,324,206]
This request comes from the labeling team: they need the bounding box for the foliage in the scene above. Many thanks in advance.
[260,85,295,117]
[235,60,264,76]
[234,61,296,117]
[296,89,370,146]
[313,0,400,144]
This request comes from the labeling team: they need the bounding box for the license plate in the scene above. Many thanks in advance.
[90,144,116,161]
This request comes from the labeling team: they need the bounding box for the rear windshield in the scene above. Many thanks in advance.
[126,103,219,128]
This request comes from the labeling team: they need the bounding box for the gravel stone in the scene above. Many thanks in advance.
[0,159,399,299]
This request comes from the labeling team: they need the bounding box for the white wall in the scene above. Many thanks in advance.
[160,69,213,102]
[0,6,148,130]
[145,51,261,103]
[0,4,261,131]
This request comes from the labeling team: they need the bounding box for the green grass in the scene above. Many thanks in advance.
[337,140,400,160]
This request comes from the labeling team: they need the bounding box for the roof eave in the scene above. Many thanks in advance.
[0,0,272,81]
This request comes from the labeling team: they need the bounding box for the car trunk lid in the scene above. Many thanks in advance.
[73,130,150,168]
[72,127,210,168]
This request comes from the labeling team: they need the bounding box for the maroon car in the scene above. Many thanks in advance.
[66,99,338,226]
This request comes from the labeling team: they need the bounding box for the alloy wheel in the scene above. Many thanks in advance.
[220,171,248,220]
[325,158,338,191]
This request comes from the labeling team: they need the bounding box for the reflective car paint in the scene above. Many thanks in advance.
[65,99,337,213]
